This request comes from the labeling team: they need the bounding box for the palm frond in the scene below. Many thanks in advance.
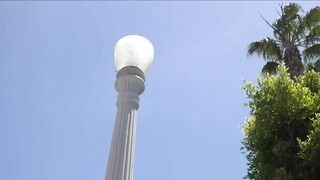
[306,25,320,44]
[314,58,320,72]
[272,19,286,41]
[283,3,302,21]
[304,6,320,29]
[262,61,281,75]
[276,3,304,44]
[291,15,305,43]
[306,58,320,73]
[259,12,277,32]
[303,44,320,62]
[248,37,282,62]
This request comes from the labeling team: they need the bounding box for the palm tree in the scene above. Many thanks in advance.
[248,3,320,78]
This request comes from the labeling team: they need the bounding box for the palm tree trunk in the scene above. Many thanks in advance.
[283,45,304,78]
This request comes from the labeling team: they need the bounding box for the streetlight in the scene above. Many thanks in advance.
[105,35,154,180]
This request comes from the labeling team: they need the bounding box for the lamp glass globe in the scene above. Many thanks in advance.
[114,35,154,74]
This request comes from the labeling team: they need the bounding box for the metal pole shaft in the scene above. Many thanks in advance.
[106,67,145,180]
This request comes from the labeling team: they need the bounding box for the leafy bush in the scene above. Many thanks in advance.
[242,66,320,179]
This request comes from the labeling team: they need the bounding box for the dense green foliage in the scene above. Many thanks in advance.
[243,4,320,179]
[242,66,320,179]
[248,3,320,77]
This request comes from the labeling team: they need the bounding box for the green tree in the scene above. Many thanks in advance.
[242,66,320,179]
[248,3,320,77]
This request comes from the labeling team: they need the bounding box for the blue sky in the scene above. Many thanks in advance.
[1,1,319,180]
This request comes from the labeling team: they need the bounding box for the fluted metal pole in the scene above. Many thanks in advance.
[106,66,145,180]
